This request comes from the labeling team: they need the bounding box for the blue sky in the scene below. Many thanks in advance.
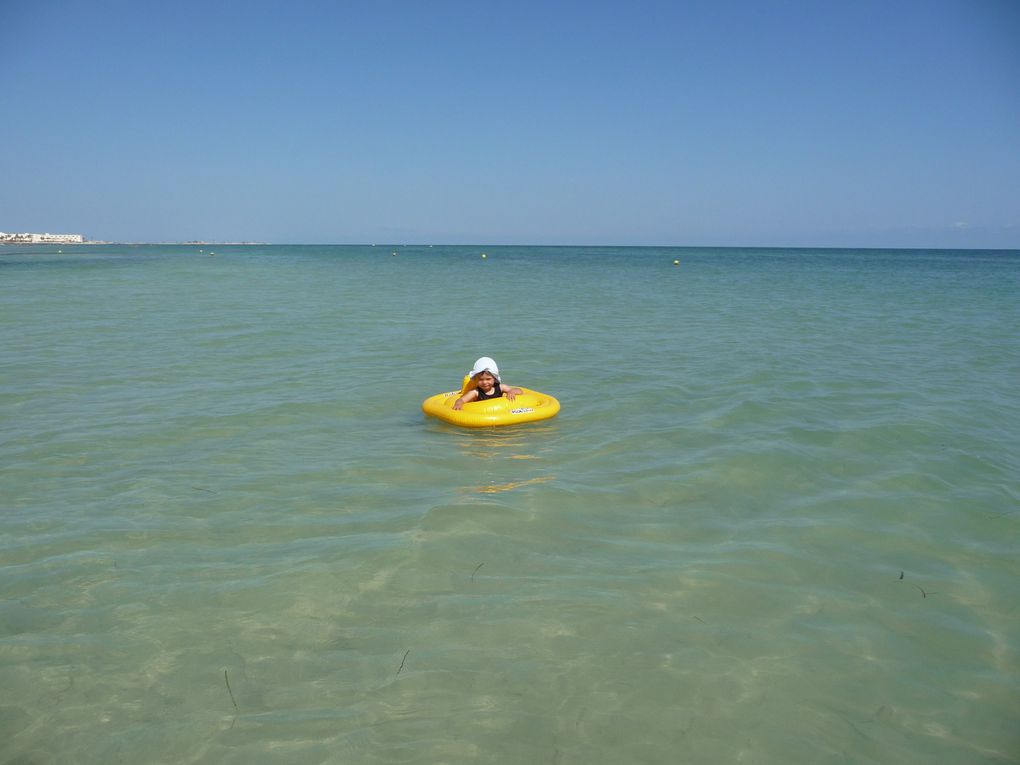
[2,0,1017,247]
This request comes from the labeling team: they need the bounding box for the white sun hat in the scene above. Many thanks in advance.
[469,356,500,380]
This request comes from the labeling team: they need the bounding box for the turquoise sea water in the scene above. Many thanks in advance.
[2,244,1018,764]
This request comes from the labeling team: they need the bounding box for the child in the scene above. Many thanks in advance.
[453,357,524,410]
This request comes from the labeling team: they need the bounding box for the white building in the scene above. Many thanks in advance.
[0,232,85,243]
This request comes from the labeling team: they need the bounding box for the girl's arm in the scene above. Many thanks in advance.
[501,384,524,401]
[453,389,480,410]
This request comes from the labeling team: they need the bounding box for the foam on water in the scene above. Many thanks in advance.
[2,245,1018,763]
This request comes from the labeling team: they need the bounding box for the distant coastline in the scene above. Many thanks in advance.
[0,236,267,246]
[0,231,86,244]
[1,239,1016,251]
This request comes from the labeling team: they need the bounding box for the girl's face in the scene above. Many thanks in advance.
[475,371,497,392]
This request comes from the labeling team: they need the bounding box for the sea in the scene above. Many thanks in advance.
[2,244,1018,764]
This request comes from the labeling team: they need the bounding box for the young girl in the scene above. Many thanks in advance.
[452,357,524,410]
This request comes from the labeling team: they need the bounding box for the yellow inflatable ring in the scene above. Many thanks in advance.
[422,377,560,428]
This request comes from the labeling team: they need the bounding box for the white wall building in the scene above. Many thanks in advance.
[0,232,85,243]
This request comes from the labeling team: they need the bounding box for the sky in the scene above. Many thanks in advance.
[2,0,1018,247]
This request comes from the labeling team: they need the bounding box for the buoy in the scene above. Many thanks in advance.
[392,251,397,256]
[481,253,487,259]
[673,259,680,266]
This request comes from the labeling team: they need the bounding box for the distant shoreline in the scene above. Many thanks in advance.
[0,241,269,246]
[1,242,1017,252]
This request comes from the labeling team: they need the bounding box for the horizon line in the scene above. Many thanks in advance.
[2,241,1018,253]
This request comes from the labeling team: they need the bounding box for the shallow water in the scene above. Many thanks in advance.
[2,244,1018,763]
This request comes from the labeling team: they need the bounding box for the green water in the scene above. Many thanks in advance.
[2,245,1018,763]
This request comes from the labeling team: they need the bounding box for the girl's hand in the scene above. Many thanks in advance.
[453,398,464,410]
[505,387,522,401]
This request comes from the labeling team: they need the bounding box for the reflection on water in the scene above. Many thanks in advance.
[466,474,557,495]
[442,422,561,493]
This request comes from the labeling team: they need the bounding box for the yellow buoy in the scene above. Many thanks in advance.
[673,259,680,265]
